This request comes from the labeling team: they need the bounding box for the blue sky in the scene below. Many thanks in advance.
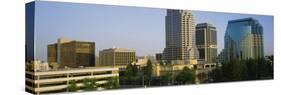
[33,1,273,61]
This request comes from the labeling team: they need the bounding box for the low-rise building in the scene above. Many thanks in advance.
[152,61,216,84]
[99,48,136,70]
[25,67,119,94]
[26,60,50,72]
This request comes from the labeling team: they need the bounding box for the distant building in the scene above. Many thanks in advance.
[25,67,119,94]
[217,49,226,63]
[152,62,216,84]
[224,18,264,61]
[99,48,136,69]
[137,55,157,64]
[95,56,100,66]
[155,53,163,61]
[48,38,95,68]
[163,9,199,63]
[196,23,217,63]
[26,60,49,72]
[152,62,216,76]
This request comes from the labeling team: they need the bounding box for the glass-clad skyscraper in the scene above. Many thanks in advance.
[224,18,264,61]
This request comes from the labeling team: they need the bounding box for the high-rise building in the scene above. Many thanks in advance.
[163,9,199,62]
[99,48,136,69]
[196,23,217,63]
[224,18,264,61]
[48,38,95,68]
[26,2,35,62]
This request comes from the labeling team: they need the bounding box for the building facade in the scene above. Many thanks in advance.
[163,9,199,63]
[26,60,50,72]
[224,18,264,61]
[196,23,217,63]
[25,67,119,94]
[152,62,216,84]
[155,53,163,61]
[48,38,95,68]
[99,48,136,69]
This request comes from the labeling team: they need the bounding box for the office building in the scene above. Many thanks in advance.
[163,9,199,63]
[99,48,136,69]
[48,38,95,68]
[155,53,163,61]
[224,18,264,61]
[25,67,119,94]
[217,49,226,63]
[152,62,216,84]
[26,60,50,72]
[196,23,217,63]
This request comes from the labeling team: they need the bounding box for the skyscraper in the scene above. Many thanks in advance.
[163,9,199,63]
[48,38,95,68]
[224,18,264,61]
[26,2,35,62]
[196,23,217,63]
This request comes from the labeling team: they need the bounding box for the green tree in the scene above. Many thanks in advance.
[257,58,273,79]
[222,59,244,81]
[105,77,119,89]
[244,59,258,80]
[68,80,78,92]
[160,73,172,85]
[266,55,274,78]
[144,59,153,85]
[83,78,97,91]
[210,58,274,82]
[125,63,138,77]
[175,67,196,84]
[210,67,224,82]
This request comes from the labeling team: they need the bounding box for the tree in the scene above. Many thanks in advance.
[160,73,172,85]
[125,63,138,77]
[175,67,196,84]
[120,63,142,85]
[220,59,245,81]
[266,55,274,64]
[197,72,208,83]
[105,77,119,89]
[209,58,274,82]
[210,67,224,82]
[83,78,97,91]
[68,80,78,92]
[266,55,274,78]
[257,58,273,79]
[144,59,153,85]
[244,59,257,80]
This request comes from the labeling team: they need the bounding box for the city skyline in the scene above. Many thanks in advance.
[33,1,273,61]
[25,1,274,94]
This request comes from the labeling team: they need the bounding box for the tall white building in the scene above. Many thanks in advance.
[163,9,199,63]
